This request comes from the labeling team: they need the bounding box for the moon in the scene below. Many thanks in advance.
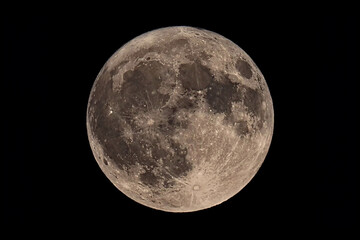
[86,26,274,212]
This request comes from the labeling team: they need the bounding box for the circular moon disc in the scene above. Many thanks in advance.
[86,26,274,212]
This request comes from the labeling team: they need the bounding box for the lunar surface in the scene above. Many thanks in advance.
[87,26,274,212]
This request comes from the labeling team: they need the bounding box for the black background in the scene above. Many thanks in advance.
[2,7,358,234]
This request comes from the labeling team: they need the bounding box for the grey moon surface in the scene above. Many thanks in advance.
[86,26,274,212]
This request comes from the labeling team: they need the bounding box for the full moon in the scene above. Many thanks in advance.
[87,26,274,212]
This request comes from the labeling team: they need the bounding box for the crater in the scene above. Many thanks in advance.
[236,59,253,79]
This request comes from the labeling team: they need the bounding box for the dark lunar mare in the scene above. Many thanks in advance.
[206,74,242,114]
[89,61,194,189]
[178,61,212,90]
[175,58,266,136]
[204,68,266,136]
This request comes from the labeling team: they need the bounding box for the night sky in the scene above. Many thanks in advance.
[2,8,357,234]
